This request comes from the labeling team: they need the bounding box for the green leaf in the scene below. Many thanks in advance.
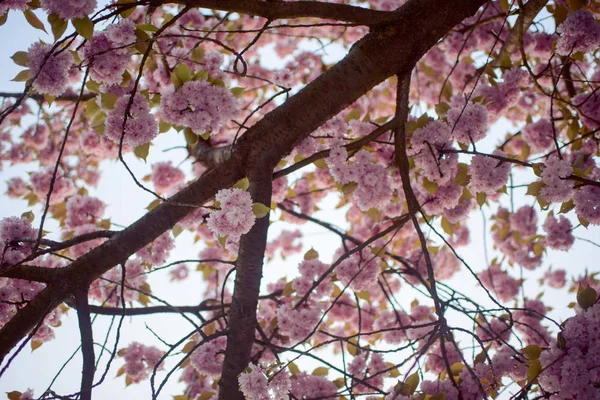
[24,9,47,33]
[435,102,450,117]
[401,372,420,396]
[476,192,487,207]
[12,69,30,82]
[159,120,171,133]
[0,12,8,27]
[175,63,192,84]
[345,107,361,122]
[559,199,575,214]
[521,345,541,360]
[252,203,270,218]
[21,211,35,222]
[577,285,597,310]
[526,181,544,196]
[137,23,158,32]
[341,182,358,195]
[100,93,118,109]
[233,177,250,191]
[312,367,329,377]
[11,51,28,67]
[532,163,544,177]
[422,177,438,194]
[218,235,227,249]
[48,14,67,41]
[304,248,319,260]
[230,87,245,98]
[133,142,150,162]
[172,224,183,237]
[72,17,94,40]
[578,215,589,228]
[184,128,198,147]
[526,359,541,383]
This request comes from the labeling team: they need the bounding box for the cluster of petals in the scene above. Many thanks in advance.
[410,120,456,185]
[238,364,291,400]
[336,249,380,291]
[543,214,574,251]
[0,216,37,266]
[290,372,337,399]
[0,0,30,16]
[574,184,600,225]
[151,161,185,194]
[538,302,600,398]
[159,80,239,135]
[540,156,573,203]
[479,265,519,302]
[121,342,163,384]
[265,229,302,259]
[104,94,158,146]
[89,259,147,305]
[276,303,322,342]
[292,258,331,298]
[80,32,130,84]
[522,119,554,153]
[65,195,105,229]
[574,92,600,129]
[136,231,174,266]
[190,336,227,377]
[40,0,96,20]
[106,19,136,46]
[556,9,600,56]
[468,151,510,194]
[207,188,255,239]
[446,102,488,144]
[30,166,75,205]
[27,42,74,96]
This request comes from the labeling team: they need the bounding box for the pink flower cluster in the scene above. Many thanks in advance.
[410,120,456,185]
[151,161,185,194]
[540,156,573,203]
[336,249,380,291]
[0,0,30,16]
[574,92,600,129]
[136,231,174,266]
[265,229,302,259]
[292,258,331,298]
[104,94,158,147]
[190,336,227,377]
[538,302,600,398]
[522,119,554,153]
[27,42,74,96]
[207,188,256,240]
[290,372,337,399]
[238,364,292,400]
[30,166,75,205]
[556,9,600,56]
[277,303,322,341]
[468,151,510,194]
[479,265,519,302]
[543,214,574,251]
[120,342,163,384]
[65,195,105,229]
[106,19,136,46]
[446,102,488,144]
[574,184,600,225]
[0,216,37,266]
[328,146,392,211]
[159,80,239,135]
[40,0,96,20]
[80,32,130,84]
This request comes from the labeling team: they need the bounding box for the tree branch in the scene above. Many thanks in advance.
[75,288,95,400]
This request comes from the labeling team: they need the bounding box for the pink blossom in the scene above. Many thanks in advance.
[136,231,174,266]
[509,205,537,236]
[543,215,574,251]
[104,94,158,147]
[65,195,105,229]
[80,32,130,84]
[277,303,321,341]
[574,185,600,225]
[479,265,519,302]
[291,372,337,399]
[30,166,75,205]
[543,269,567,288]
[447,102,488,144]
[68,224,107,259]
[238,363,269,400]
[6,177,27,198]
[410,120,456,185]
[159,80,239,135]
[540,156,573,203]
[40,0,96,20]
[190,336,227,377]
[106,19,136,46]
[207,188,255,239]
[27,42,74,96]
[556,10,600,56]
[522,119,554,153]
[0,216,37,266]
[0,0,30,16]
[151,161,185,194]
[574,92,600,129]
[120,342,163,384]
[469,151,510,194]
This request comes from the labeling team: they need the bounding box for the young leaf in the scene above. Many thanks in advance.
[12,69,30,82]
[11,51,28,67]
[72,17,94,40]
[48,14,67,41]
[134,143,150,162]
[252,203,270,218]
[24,9,47,33]
[233,177,250,191]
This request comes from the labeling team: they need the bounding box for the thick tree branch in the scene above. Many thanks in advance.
[75,288,95,400]
[0,0,487,364]
[174,0,394,25]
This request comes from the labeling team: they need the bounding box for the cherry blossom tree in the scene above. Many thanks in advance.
[1,0,600,399]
